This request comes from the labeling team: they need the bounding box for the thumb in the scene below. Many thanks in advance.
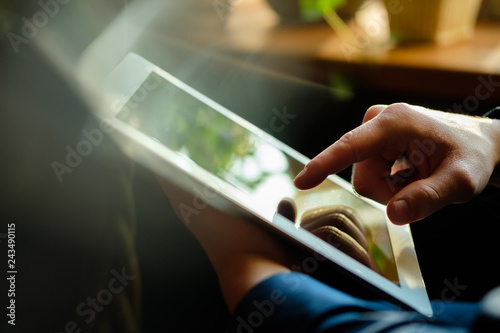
[386,171,461,224]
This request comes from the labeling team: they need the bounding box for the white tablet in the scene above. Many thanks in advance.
[99,53,432,317]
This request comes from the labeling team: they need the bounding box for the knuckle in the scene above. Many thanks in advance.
[416,183,441,203]
[337,130,359,160]
[391,102,411,109]
[338,126,377,171]
[339,128,356,143]
[384,102,411,117]
[451,167,479,200]
[364,105,385,122]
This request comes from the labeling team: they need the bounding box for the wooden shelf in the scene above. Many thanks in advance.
[179,0,500,104]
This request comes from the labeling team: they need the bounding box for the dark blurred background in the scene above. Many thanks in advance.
[2,0,500,332]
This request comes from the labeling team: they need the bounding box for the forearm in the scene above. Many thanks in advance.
[214,254,290,313]
[192,212,294,313]
[159,179,293,312]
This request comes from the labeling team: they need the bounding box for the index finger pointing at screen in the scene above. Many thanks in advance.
[294,118,389,190]
[295,103,407,190]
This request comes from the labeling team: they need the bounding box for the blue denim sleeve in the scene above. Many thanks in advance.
[228,272,480,333]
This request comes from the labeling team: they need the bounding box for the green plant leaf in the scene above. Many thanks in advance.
[299,0,347,14]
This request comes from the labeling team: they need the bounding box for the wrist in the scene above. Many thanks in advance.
[215,254,290,313]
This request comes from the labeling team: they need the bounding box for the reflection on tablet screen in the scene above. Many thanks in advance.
[117,72,400,285]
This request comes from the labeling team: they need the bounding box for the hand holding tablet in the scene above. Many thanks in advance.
[100,53,433,316]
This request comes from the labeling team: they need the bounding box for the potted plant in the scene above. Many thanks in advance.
[383,0,483,44]
[266,0,365,48]
[265,0,363,23]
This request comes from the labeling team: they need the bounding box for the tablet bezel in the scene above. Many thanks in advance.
[99,53,433,317]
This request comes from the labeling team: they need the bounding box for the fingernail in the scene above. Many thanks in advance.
[393,199,411,224]
[295,166,308,180]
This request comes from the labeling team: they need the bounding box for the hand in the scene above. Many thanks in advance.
[295,103,500,224]
[158,179,292,312]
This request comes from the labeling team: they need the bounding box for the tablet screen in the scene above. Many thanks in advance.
[117,71,399,285]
